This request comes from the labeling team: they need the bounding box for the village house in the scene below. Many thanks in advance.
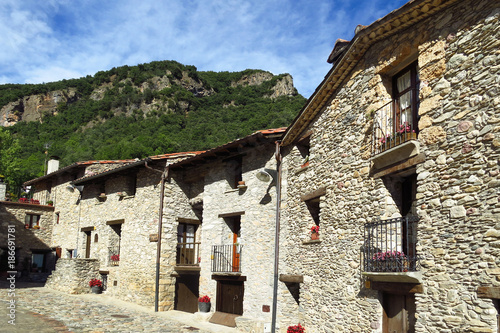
[0,158,135,283]
[167,128,284,330]
[277,0,499,332]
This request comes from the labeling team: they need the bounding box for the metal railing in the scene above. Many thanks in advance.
[363,216,419,273]
[176,242,201,266]
[212,244,242,273]
[371,90,418,156]
[108,246,120,266]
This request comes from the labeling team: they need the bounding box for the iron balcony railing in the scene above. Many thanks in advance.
[176,242,201,266]
[212,244,242,273]
[371,90,418,157]
[108,246,120,266]
[364,216,419,273]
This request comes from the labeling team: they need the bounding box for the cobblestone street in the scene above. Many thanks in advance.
[0,282,236,333]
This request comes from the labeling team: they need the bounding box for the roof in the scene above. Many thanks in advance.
[281,0,460,145]
[73,151,204,185]
[168,127,286,170]
[23,160,137,186]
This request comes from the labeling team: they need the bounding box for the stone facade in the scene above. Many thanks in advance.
[279,0,500,332]
[0,201,55,280]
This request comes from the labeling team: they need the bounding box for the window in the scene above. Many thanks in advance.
[226,156,243,189]
[372,62,419,156]
[55,212,60,224]
[176,223,198,265]
[301,187,325,241]
[393,62,419,134]
[31,252,46,272]
[107,220,123,266]
[297,133,311,168]
[25,214,40,228]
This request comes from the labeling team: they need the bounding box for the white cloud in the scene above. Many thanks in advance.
[0,0,408,97]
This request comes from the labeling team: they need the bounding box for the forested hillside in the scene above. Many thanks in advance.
[0,60,306,192]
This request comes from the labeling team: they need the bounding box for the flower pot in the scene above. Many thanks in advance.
[311,232,319,240]
[91,286,102,294]
[198,301,211,312]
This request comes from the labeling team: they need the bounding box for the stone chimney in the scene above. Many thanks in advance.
[47,156,60,174]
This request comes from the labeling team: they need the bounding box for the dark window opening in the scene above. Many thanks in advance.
[305,197,320,226]
[226,156,243,189]
[297,136,310,167]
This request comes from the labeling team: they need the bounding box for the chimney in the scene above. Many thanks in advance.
[47,156,60,174]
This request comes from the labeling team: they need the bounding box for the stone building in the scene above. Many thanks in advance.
[44,152,201,307]
[0,159,134,282]
[278,0,500,332]
[168,128,284,330]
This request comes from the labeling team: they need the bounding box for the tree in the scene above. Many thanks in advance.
[0,127,23,192]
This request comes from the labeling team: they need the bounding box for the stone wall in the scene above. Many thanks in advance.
[197,142,278,329]
[0,202,55,275]
[279,0,500,332]
[45,258,100,293]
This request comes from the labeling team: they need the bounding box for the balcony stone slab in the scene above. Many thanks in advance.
[370,140,420,170]
[363,271,422,284]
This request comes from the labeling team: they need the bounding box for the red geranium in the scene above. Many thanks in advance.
[198,295,210,303]
[287,324,305,333]
[89,279,103,288]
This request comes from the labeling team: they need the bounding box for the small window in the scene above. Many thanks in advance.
[25,214,41,228]
[55,212,60,224]
[226,156,243,189]
[297,135,310,168]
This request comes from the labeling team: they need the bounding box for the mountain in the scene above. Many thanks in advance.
[0,60,306,186]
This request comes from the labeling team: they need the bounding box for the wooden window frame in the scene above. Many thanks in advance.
[392,62,419,135]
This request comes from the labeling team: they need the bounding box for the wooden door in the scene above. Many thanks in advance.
[217,280,244,315]
[85,232,91,258]
[175,275,199,313]
[383,293,415,333]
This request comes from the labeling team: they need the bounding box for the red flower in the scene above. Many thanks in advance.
[89,279,103,288]
[287,324,305,333]
[310,225,319,234]
[198,295,210,303]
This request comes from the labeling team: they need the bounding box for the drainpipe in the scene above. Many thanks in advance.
[145,161,169,312]
[271,140,282,333]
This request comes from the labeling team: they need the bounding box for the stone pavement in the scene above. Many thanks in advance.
[0,282,237,333]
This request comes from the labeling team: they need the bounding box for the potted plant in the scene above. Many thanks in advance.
[110,254,120,266]
[198,295,211,312]
[287,324,305,333]
[310,225,319,240]
[371,250,408,272]
[46,200,53,206]
[89,278,103,294]
[33,225,40,230]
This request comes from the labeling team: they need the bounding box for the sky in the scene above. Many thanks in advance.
[0,0,409,98]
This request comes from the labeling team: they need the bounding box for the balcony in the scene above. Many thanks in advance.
[363,216,421,283]
[212,244,242,273]
[370,92,420,169]
[176,242,201,267]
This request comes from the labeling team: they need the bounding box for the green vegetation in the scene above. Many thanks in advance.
[1,60,306,191]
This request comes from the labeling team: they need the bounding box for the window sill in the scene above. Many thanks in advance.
[295,165,310,175]
[302,239,321,245]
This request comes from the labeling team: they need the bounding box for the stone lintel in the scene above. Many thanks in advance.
[218,211,245,218]
[300,187,327,201]
[106,219,125,225]
[477,286,500,299]
[177,217,201,224]
[80,226,94,232]
[211,274,247,281]
[279,274,304,284]
[369,281,423,294]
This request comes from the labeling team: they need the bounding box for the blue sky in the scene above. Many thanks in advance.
[0,0,408,98]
